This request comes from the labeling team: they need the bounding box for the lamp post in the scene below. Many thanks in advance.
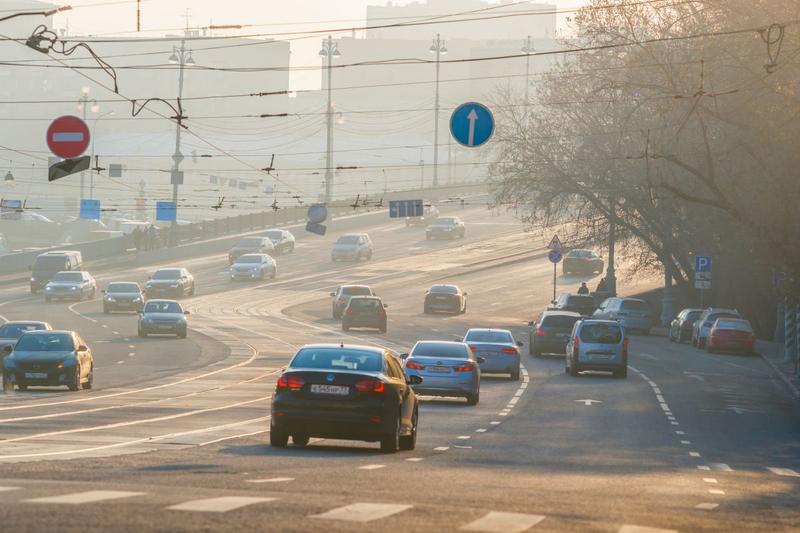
[319,36,341,205]
[77,86,99,201]
[429,33,447,189]
[168,40,194,245]
[89,111,114,200]
[520,36,533,118]
[606,208,617,296]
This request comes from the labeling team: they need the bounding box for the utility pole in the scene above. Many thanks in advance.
[429,34,447,189]
[168,39,193,246]
[77,87,97,202]
[607,214,617,296]
[320,36,340,205]
[521,36,533,118]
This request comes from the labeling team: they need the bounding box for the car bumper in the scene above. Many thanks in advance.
[709,339,754,352]
[342,318,386,329]
[533,338,570,354]
[105,300,143,311]
[140,323,185,335]
[332,253,360,261]
[5,367,77,387]
[427,231,456,239]
[145,288,182,298]
[577,354,625,370]
[425,300,460,312]
[271,404,396,441]
[407,373,478,397]
[479,355,520,374]
[230,270,263,280]
[44,290,81,299]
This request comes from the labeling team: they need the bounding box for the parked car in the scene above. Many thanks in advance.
[562,249,604,275]
[529,311,582,357]
[549,293,597,317]
[565,319,628,378]
[406,204,439,227]
[262,229,296,254]
[229,253,277,281]
[463,328,522,380]
[331,285,376,319]
[592,297,654,334]
[44,271,97,302]
[0,321,52,369]
[144,267,195,299]
[138,299,189,338]
[342,296,388,333]
[331,233,373,262]
[706,318,756,354]
[423,284,467,314]
[103,281,144,313]
[270,343,421,453]
[2,330,94,391]
[228,236,275,264]
[669,308,703,343]
[29,250,83,293]
[402,341,482,405]
[691,308,742,348]
[426,216,465,240]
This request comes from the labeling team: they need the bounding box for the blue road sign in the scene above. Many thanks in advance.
[156,201,177,222]
[308,204,328,224]
[450,102,495,148]
[389,199,423,218]
[548,250,563,264]
[79,199,100,220]
[0,199,21,220]
[305,221,327,236]
[695,255,712,273]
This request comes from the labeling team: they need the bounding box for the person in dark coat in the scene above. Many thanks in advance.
[577,282,590,295]
[596,277,609,293]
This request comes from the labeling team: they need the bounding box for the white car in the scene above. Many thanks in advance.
[44,271,97,302]
[229,253,277,281]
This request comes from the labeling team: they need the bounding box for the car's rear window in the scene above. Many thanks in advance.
[411,342,469,359]
[579,324,623,344]
[567,250,592,258]
[685,310,702,320]
[263,230,283,240]
[350,298,381,309]
[430,285,458,294]
[542,315,581,328]
[621,300,648,310]
[716,320,752,330]
[342,286,372,296]
[566,296,595,307]
[33,256,69,270]
[464,330,513,344]
[706,312,739,325]
[433,218,457,225]
[15,333,74,352]
[290,348,383,372]
[336,235,360,244]
[144,302,182,314]
[152,269,181,280]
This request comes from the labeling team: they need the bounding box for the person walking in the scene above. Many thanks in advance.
[577,282,590,295]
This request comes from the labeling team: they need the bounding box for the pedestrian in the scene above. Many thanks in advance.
[577,282,590,295]
[596,277,609,293]
[133,227,143,252]
[147,225,157,251]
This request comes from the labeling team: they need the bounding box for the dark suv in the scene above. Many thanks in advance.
[529,311,582,356]
[549,293,596,317]
[341,296,388,333]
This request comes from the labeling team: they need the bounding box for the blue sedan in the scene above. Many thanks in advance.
[463,328,522,381]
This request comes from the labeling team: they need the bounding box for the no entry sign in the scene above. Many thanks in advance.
[46,115,90,159]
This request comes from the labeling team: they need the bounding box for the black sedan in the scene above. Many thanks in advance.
[144,267,195,299]
[2,330,94,391]
[103,281,144,313]
[0,321,52,357]
[528,311,582,356]
[270,344,422,453]
[424,284,467,314]
[138,300,189,338]
[670,308,703,343]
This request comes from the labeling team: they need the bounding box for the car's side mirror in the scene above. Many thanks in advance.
[383,303,388,308]
[184,310,191,315]
[477,356,486,364]
[408,375,423,385]
[527,321,535,327]
[400,353,409,359]
[77,345,88,352]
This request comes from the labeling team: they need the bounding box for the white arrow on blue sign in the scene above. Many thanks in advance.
[548,250,563,264]
[450,102,494,148]
[695,255,712,273]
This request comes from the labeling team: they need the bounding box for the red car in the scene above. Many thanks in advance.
[706,318,756,354]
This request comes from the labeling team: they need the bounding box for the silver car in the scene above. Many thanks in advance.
[402,341,482,405]
[463,328,522,380]
[565,319,628,378]
[592,297,653,334]
[44,271,97,302]
[230,253,277,281]
[331,233,373,262]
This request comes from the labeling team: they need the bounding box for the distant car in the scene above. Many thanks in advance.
[691,308,742,348]
[565,319,628,378]
[144,267,195,299]
[0,321,52,368]
[103,282,144,313]
[270,344,421,453]
[669,308,703,343]
[342,296,388,333]
[262,229,296,254]
[706,318,756,355]
[138,299,189,338]
[228,236,275,264]
[549,293,597,317]
[29,250,83,293]
[331,233,373,262]
[463,328,522,380]
[423,284,467,314]
[529,311,582,357]
[44,271,97,302]
[593,297,653,334]
[330,285,375,319]
[402,341,482,405]
[406,204,439,227]
[2,330,94,391]
[229,253,277,281]
[562,249,604,275]
[426,216,465,240]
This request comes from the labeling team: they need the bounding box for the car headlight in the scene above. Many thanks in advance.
[70,286,78,291]
[30,277,35,282]
[45,286,53,291]
[133,297,142,302]
[105,297,116,302]
[143,317,153,323]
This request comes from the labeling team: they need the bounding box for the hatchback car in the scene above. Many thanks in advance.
[669,308,703,343]
[529,311,582,357]
[228,236,275,264]
[424,284,467,314]
[342,296,388,333]
[331,285,375,319]
[103,281,144,313]
[463,328,522,380]
[229,253,277,281]
[565,319,628,378]
[593,297,653,334]
[426,216,465,240]
[44,271,97,302]
[550,293,597,317]
[691,308,741,348]
[270,344,421,453]
[2,330,94,391]
[262,229,296,254]
[331,233,373,262]
[706,318,756,354]
[138,299,189,338]
[144,267,195,299]
[562,249,604,275]
[402,341,482,405]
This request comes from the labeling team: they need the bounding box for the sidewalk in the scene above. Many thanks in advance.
[756,339,800,399]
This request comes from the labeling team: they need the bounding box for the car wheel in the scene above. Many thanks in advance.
[613,367,627,379]
[178,330,187,339]
[466,392,480,406]
[292,434,309,447]
[461,301,467,314]
[399,408,417,451]
[568,357,579,377]
[17,381,27,391]
[189,284,196,296]
[68,365,81,391]
[270,424,289,448]
[668,331,675,342]
[511,369,520,381]
[82,365,93,390]
[380,416,400,453]
[289,243,295,253]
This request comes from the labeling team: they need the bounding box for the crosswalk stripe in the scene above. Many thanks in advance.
[168,496,275,513]
[460,511,546,532]
[766,467,800,477]
[311,502,412,522]
[246,477,294,483]
[711,463,733,472]
[25,491,144,505]
[358,464,386,470]
[618,526,678,533]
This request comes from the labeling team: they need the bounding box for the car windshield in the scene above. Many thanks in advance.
[579,324,623,344]
[152,269,181,280]
[236,237,264,247]
[336,235,361,245]
[542,315,581,328]
[144,302,182,314]
[51,272,82,282]
[342,286,372,296]
[349,298,381,309]
[15,333,74,352]
[411,342,469,359]
[263,230,283,240]
[568,250,593,258]
[0,323,45,338]
[107,283,139,293]
[621,300,648,310]
[236,255,263,264]
[33,256,68,270]
[716,320,752,330]
[290,348,383,372]
[430,285,458,294]
[433,218,456,226]
[465,330,513,344]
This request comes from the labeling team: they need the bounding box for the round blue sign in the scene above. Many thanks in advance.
[307,204,328,224]
[450,102,495,148]
[548,250,563,264]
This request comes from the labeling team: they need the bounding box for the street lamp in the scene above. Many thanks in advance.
[77,87,99,201]
[167,40,194,245]
[520,36,533,118]
[429,33,446,189]
[320,35,341,204]
[89,111,115,200]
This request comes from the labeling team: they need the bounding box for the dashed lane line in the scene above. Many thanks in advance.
[311,502,413,523]
[246,477,294,483]
[766,467,800,477]
[618,526,678,533]
[459,511,546,532]
[358,464,386,470]
[695,503,719,510]
[25,490,144,505]
[168,496,275,513]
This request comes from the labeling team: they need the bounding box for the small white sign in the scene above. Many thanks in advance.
[695,280,712,290]
[695,272,712,281]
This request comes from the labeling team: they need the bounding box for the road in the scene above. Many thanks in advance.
[0,206,797,532]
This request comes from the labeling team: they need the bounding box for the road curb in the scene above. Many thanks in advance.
[759,353,800,399]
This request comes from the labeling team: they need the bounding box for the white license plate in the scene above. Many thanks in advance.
[310,384,349,396]
[157,325,173,330]
[24,372,47,379]
[430,366,450,373]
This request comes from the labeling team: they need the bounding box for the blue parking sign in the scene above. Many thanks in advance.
[156,201,177,222]
[79,199,100,220]
[695,255,712,273]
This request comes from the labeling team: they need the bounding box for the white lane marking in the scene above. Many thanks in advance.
[514,389,524,397]
[490,421,501,425]
[0,487,20,492]
[405,458,424,462]
[618,526,678,533]
[128,344,135,348]
[499,412,508,416]
[639,353,657,360]
[460,511,547,532]
[766,467,800,477]
[508,397,520,405]
[117,361,125,365]
[575,399,602,406]
[695,503,719,510]
[102,325,108,328]
[457,436,471,440]
[697,465,711,471]
[434,446,450,451]
[247,477,294,483]
[476,428,487,433]
[681,441,691,445]
[675,431,685,435]
[689,452,701,457]
[670,422,679,425]
[128,353,135,357]
[311,502,412,522]
[358,464,386,470]
[454,445,473,449]
[711,463,733,472]
[198,428,268,447]
[703,478,718,484]
[708,489,726,495]
[112,331,119,335]
[26,491,144,504]
[656,395,665,402]
[168,496,275,513]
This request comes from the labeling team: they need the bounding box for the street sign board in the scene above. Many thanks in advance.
[695,279,712,290]
[305,221,327,236]
[48,156,90,182]
[548,250,563,263]
[695,255,712,273]
[155,201,177,222]
[547,234,562,250]
[389,199,424,218]
[46,115,90,159]
[79,199,100,220]
[450,102,494,148]
[108,163,123,177]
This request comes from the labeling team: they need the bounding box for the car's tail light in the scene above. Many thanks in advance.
[276,374,305,391]
[573,337,580,356]
[454,362,475,372]
[622,337,629,357]
[355,379,385,393]
[535,327,546,337]
[406,360,425,370]
[500,348,518,355]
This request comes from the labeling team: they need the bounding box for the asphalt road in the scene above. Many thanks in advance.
[0,206,797,532]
